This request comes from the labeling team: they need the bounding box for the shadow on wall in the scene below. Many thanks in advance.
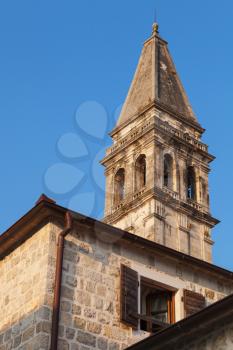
[0,306,52,349]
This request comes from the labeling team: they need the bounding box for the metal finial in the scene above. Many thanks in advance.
[152,22,159,35]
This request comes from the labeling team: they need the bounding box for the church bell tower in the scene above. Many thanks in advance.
[101,23,219,262]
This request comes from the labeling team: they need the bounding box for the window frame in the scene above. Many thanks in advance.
[139,276,176,332]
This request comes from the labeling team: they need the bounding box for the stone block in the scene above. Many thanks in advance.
[22,326,35,342]
[205,289,215,300]
[96,285,106,298]
[98,312,110,324]
[60,312,73,327]
[66,276,78,288]
[58,338,70,350]
[20,314,35,331]
[85,271,102,283]
[36,321,51,334]
[71,304,82,315]
[76,291,91,307]
[97,337,108,350]
[76,331,96,347]
[61,301,71,312]
[13,335,22,348]
[64,249,79,263]
[73,317,86,330]
[79,243,90,254]
[37,306,51,320]
[93,297,103,310]
[59,325,65,338]
[12,324,20,336]
[109,342,120,350]
[66,327,76,340]
[87,321,102,334]
[84,308,96,319]
[86,281,96,293]
[61,286,74,301]
[3,329,12,343]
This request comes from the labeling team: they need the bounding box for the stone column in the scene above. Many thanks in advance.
[104,170,114,216]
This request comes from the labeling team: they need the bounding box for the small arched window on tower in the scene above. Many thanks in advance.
[187,166,196,200]
[164,154,173,189]
[135,155,146,191]
[114,168,125,204]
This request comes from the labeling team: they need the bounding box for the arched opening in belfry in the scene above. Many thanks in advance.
[135,155,146,191]
[163,154,173,189]
[187,166,196,200]
[114,168,125,204]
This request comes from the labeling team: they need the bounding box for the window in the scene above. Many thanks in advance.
[121,265,175,333]
[114,168,125,204]
[120,265,206,333]
[187,166,196,200]
[164,154,173,189]
[135,155,146,191]
[140,277,174,333]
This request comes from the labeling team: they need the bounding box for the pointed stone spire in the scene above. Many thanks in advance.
[116,23,198,128]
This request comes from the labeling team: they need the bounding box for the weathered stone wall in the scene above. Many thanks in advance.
[0,223,56,350]
[0,220,232,350]
[180,322,233,350]
[57,224,233,350]
[109,199,211,262]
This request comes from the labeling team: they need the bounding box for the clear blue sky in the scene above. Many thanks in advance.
[1,1,233,270]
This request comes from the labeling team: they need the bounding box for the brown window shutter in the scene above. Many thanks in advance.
[121,264,138,328]
[184,289,205,317]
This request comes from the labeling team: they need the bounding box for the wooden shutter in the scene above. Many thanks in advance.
[184,289,205,317]
[121,264,138,328]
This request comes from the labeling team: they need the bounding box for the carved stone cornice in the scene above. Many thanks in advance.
[103,185,219,228]
[101,116,214,166]
[110,100,204,138]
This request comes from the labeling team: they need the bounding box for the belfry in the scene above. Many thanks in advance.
[102,23,218,262]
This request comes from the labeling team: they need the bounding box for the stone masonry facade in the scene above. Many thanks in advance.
[55,222,233,350]
[0,219,233,350]
[180,322,233,350]
[0,223,56,350]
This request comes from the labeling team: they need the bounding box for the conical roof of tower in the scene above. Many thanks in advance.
[116,23,199,128]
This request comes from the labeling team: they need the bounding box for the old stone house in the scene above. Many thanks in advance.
[0,23,233,350]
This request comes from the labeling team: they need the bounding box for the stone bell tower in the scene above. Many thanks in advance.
[101,23,219,262]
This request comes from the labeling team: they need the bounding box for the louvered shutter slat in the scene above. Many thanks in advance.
[121,264,138,328]
[184,289,205,317]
